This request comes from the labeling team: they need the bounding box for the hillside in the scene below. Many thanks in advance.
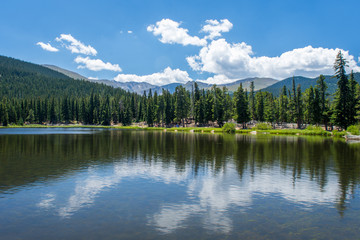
[0,55,69,80]
[262,73,360,96]
[0,55,126,99]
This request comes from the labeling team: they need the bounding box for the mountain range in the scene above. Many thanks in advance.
[1,55,359,97]
[42,65,279,94]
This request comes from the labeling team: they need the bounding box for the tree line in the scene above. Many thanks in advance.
[0,51,359,130]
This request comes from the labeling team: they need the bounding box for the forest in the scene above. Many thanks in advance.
[0,51,360,130]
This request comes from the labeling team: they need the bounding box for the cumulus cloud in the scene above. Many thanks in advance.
[75,56,122,72]
[147,19,207,46]
[114,67,192,85]
[201,19,233,40]
[56,34,97,56]
[36,42,59,52]
[128,30,133,34]
[188,39,360,81]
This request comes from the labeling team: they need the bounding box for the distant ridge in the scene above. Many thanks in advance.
[262,73,360,96]
[34,61,360,96]
[42,64,88,80]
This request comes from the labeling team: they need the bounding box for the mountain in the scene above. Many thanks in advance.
[43,64,88,80]
[41,63,279,94]
[220,77,278,92]
[0,55,69,80]
[0,55,126,99]
[262,73,360,96]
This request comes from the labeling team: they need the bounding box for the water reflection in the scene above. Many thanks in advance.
[1,130,360,238]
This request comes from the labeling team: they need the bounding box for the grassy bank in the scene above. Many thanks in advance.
[0,124,348,137]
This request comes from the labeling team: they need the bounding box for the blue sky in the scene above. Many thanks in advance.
[1,0,359,85]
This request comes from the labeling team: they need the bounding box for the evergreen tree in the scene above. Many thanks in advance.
[235,83,250,128]
[50,98,57,124]
[100,95,111,125]
[332,51,350,129]
[304,86,315,124]
[288,77,297,122]
[163,89,173,126]
[61,97,70,123]
[194,82,201,124]
[348,70,357,125]
[174,85,189,127]
[249,81,256,120]
[146,89,154,126]
[295,84,303,128]
[264,92,276,125]
[279,86,289,124]
[255,91,264,122]
[213,86,225,127]
[205,90,214,124]
[316,75,329,129]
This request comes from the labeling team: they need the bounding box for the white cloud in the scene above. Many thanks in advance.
[36,42,59,52]
[128,30,133,34]
[201,19,233,40]
[88,77,99,80]
[56,34,97,56]
[188,39,360,82]
[147,19,207,46]
[75,56,122,72]
[114,67,192,86]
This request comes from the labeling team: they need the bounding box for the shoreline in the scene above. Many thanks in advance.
[0,124,348,138]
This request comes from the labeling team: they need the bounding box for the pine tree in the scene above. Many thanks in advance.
[304,86,315,124]
[194,82,201,124]
[50,98,57,124]
[295,84,303,128]
[213,86,225,127]
[279,86,288,124]
[332,51,350,129]
[316,75,329,129]
[235,83,250,128]
[61,97,70,123]
[255,91,264,122]
[174,85,189,127]
[348,70,357,125]
[205,90,214,124]
[100,95,111,125]
[264,93,276,125]
[163,89,173,126]
[249,81,256,120]
[288,77,297,123]
[146,89,154,126]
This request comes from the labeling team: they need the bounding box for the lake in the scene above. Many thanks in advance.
[0,128,359,239]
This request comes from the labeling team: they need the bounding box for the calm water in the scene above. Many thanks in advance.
[0,128,359,240]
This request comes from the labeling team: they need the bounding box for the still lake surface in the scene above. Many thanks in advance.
[0,128,359,239]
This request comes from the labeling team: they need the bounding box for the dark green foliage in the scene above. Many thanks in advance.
[332,51,352,129]
[222,122,236,133]
[174,86,189,126]
[234,83,250,128]
[1,54,360,129]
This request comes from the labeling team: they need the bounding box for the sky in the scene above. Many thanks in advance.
[1,0,360,86]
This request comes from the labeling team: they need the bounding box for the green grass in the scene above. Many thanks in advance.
[0,124,348,137]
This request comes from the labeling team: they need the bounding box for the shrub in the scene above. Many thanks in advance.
[222,122,236,133]
[253,123,273,130]
[332,129,346,137]
[305,125,323,131]
[347,125,360,135]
